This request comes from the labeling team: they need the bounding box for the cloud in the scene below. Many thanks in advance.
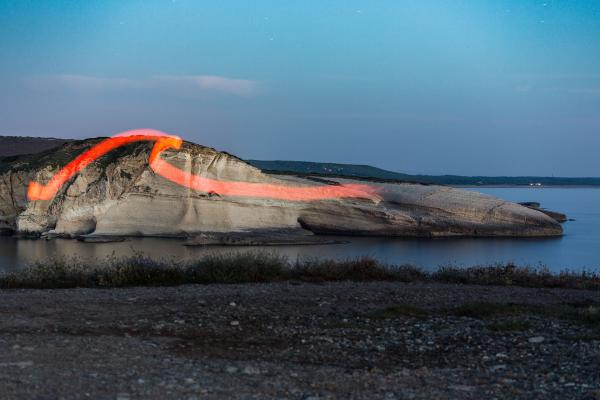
[160,75,258,96]
[29,74,259,97]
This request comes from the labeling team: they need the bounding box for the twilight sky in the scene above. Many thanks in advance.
[1,1,599,176]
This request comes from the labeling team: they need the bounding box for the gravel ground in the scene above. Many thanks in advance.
[0,281,599,399]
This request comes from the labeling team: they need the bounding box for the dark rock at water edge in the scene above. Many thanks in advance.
[518,202,567,223]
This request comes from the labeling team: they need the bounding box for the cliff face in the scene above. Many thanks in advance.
[0,169,33,233]
[0,139,562,238]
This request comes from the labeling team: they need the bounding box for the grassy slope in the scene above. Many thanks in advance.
[0,138,154,174]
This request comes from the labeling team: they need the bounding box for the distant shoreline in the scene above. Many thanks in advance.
[250,160,600,187]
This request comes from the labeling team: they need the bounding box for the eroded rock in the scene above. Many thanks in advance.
[0,139,562,239]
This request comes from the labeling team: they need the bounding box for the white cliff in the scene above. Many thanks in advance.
[0,139,562,239]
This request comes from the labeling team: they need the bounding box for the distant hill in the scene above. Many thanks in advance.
[0,136,72,157]
[248,160,415,181]
[248,160,600,186]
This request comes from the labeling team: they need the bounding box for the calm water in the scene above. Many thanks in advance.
[1,187,599,273]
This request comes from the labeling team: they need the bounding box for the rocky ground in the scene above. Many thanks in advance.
[0,281,599,399]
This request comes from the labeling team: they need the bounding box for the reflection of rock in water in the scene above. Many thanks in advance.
[184,229,345,246]
[0,139,562,239]
[77,236,128,243]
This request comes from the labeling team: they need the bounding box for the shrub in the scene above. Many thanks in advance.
[1,253,599,290]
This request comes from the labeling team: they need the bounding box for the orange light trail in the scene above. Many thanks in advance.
[27,129,382,203]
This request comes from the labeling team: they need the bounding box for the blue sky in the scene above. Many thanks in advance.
[1,0,599,176]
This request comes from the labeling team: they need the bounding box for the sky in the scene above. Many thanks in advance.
[0,0,599,176]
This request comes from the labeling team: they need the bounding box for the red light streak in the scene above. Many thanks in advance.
[27,129,382,203]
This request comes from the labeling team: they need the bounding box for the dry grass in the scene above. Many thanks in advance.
[432,264,600,290]
[1,253,599,290]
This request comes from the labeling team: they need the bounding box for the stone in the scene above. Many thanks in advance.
[0,361,33,368]
[528,336,545,343]
[242,365,261,375]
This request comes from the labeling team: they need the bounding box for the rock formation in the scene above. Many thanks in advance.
[0,139,563,239]
[518,202,567,223]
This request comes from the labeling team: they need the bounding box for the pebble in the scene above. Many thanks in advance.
[0,361,33,368]
[528,336,545,343]
[448,385,475,392]
[242,366,261,375]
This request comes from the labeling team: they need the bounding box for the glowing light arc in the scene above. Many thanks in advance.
[27,129,382,203]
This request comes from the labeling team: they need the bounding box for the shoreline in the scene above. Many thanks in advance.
[0,281,598,399]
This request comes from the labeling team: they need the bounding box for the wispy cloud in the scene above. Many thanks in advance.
[28,74,260,97]
[159,75,258,96]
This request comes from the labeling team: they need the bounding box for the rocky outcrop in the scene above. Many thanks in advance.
[0,139,562,239]
[0,169,34,234]
[518,202,567,223]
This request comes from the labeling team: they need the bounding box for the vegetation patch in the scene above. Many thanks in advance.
[487,320,533,332]
[449,301,600,330]
[0,139,150,175]
[541,303,600,328]
[432,264,600,290]
[366,304,428,319]
[0,140,98,174]
[451,301,527,318]
[563,333,600,342]
[1,253,600,290]
[288,257,425,283]
[0,253,289,289]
